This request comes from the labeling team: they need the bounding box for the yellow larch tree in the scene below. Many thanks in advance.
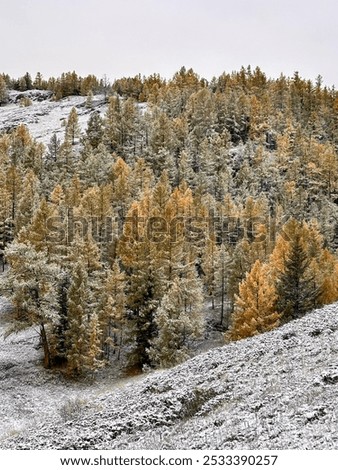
[230,260,280,341]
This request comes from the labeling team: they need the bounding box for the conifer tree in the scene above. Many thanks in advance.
[33,72,43,89]
[47,133,61,161]
[65,237,104,375]
[104,96,121,152]
[0,174,13,269]
[214,243,231,326]
[86,112,103,149]
[1,242,61,368]
[110,157,132,216]
[65,260,91,375]
[0,76,8,106]
[149,270,204,368]
[9,124,33,167]
[99,260,126,360]
[230,260,280,340]
[313,249,338,306]
[271,219,322,323]
[65,107,81,145]
[275,233,320,322]
[15,170,41,233]
[87,313,103,372]
[202,235,220,310]
[5,164,22,221]
[86,90,94,109]
[118,194,161,368]
[17,198,57,259]
[227,238,255,308]
[120,97,138,151]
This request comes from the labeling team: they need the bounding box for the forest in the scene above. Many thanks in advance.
[0,66,338,376]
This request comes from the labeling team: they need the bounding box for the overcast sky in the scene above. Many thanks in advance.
[1,0,337,86]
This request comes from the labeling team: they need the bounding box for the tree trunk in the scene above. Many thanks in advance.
[40,323,52,368]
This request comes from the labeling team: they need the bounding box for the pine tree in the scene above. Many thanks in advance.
[33,72,43,89]
[104,96,121,152]
[99,260,126,360]
[79,144,114,186]
[86,90,94,109]
[0,76,8,106]
[186,88,216,154]
[65,260,90,375]
[214,243,231,326]
[1,242,61,368]
[118,193,161,368]
[67,233,102,273]
[202,235,220,310]
[149,270,204,368]
[272,219,322,323]
[86,112,103,149]
[120,97,138,151]
[47,133,61,161]
[87,313,103,372]
[0,175,13,270]
[65,256,103,376]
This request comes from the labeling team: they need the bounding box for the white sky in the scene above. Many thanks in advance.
[1,0,337,86]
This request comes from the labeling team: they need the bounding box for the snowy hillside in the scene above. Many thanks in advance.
[2,71,338,451]
[2,298,338,450]
[0,90,107,145]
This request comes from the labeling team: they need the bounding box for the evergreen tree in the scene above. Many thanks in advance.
[272,219,322,322]
[33,72,43,89]
[85,90,94,109]
[65,260,91,375]
[149,271,204,368]
[0,76,8,106]
[99,260,127,360]
[65,237,104,375]
[201,235,220,310]
[103,96,121,152]
[1,242,61,368]
[86,112,103,149]
[214,243,231,327]
[47,133,61,161]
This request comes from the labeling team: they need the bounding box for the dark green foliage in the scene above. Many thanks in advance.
[276,232,321,322]
[127,271,159,369]
[86,112,104,149]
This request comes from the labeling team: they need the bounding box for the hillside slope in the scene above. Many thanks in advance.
[2,301,338,450]
[0,90,106,144]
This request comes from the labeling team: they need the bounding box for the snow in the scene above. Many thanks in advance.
[0,297,81,438]
[1,296,338,449]
[1,89,338,450]
[0,91,107,145]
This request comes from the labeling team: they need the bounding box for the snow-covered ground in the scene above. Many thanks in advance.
[0,295,100,440]
[1,294,338,450]
[0,91,107,145]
